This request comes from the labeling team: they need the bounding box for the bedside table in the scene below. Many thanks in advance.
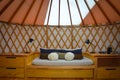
[0,52,33,80]
[91,53,120,79]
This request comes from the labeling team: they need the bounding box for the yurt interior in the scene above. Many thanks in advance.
[0,0,120,80]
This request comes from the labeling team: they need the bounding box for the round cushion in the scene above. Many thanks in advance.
[65,52,75,61]
[48,52,58,61]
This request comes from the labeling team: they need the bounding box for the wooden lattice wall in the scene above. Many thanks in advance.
[0,22,120,54]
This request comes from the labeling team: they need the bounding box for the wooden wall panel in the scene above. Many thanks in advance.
[0,22,119,54]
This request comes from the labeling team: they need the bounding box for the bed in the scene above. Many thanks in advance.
[26,49,95,80]
[32,57,94,66]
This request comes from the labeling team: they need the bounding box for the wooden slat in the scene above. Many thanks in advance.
[67,0,73,49]
[58,0,61,26]
[67,0,72,25]
[84,0,97,25]
[94,0,111,24]
[47,0,53,25]
[46,0,53,48]
[75,0,84,25]
[34,0,44,25]
[105,0,120,16]
[0,23,12,53]
[0,0,14,16]
[8,0,25,23]
[21,0,36,25]
[0,22,119,53]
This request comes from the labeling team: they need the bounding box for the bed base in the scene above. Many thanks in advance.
[25,52,95,80]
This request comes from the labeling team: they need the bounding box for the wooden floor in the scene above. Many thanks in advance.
[0,78,120,80]
[0,78,23,80]
[27,78,93,80]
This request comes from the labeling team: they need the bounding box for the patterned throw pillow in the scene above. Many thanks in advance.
[40,48,83,60]
[64,48,83,59]
[48,52,58,61]
[65,52,75,61]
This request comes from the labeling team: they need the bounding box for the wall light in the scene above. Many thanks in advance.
[25,38,34,53]
[85,39,95,53]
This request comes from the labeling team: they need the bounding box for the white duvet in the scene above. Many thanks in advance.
[32,57,94,66]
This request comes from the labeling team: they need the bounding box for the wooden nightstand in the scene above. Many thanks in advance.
[90,53,120,80]
[0,52,33,80]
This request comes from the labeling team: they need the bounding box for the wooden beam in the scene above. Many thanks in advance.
[67,0,72,25]
[46,0,53,48]
[21,0,35,24]
[75,0,84,25]
[34,0,44,25]
[8,0,25,23]
[105,0,120,16]
[0,0,14,16]
[47,0,53,25]
[94,0,112,24]
[58,0,61,26]
[84,0,97,25]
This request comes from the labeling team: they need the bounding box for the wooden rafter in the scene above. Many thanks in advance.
[67,0,73,49]
[84,0,97,25]
[21,0,36,24]
[58,0,61,26]
[47,0,53,25]
[105,0,120,17]
[8,0,25,23]
[46,0,53,48]
[34,0,44,25]
[67,0,72,25]
[0,0,14,16]
[94,0,112,24]
[75,0,84,25]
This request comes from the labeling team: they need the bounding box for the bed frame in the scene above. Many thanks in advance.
[26,52,95,80]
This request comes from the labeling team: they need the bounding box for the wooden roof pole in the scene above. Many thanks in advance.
[46,0,53,48]
[0,0,14,16]
[105,0,120,16]
[67,0,72,25]
[47,0,53,25]
[58,0,61,26]
[94,0,111,24]
[8,0,25,23]
[67,0,73,49]
[75,0,84,25]
[34,0,44,25]
[84,0,97,25]
[21,0,36,25]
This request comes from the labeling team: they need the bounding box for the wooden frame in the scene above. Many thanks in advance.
[26,52,95,80]
[0,22,119,54]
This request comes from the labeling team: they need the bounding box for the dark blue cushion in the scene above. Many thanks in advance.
[40,48,64,53]
[40,48,82,59]
[40,48,82,54]
[64,48,82,54]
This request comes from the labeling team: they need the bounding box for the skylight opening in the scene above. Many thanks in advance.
[69,0,81,25]
[60,0,70,25]
[44,0,96,26]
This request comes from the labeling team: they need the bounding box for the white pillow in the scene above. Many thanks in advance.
[48,52,58,61]
[65,52,75,61]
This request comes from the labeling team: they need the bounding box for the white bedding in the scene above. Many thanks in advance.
[32,57,94,66]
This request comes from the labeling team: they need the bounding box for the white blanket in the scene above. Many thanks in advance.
[32,57,94,66]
